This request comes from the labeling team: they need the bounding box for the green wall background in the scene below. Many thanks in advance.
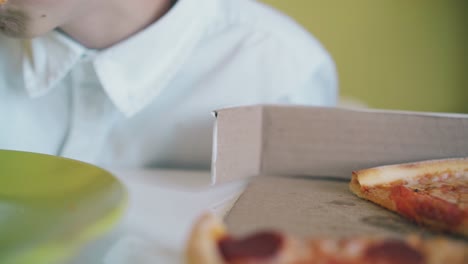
[262,0,468,113]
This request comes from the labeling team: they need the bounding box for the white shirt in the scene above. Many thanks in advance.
[0,0,337,169]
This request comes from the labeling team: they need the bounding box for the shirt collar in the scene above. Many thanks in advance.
[22,31,86,98]
[22,0,219,117]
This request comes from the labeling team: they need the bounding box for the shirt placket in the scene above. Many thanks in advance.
[59,54,118,164]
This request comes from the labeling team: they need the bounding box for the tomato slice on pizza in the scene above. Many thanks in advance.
[185,214,467,264]
[350,157,468,237]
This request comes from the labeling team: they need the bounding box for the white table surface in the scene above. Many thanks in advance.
[69,169,247,264]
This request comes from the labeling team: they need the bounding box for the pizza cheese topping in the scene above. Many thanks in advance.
[390,185,465,227]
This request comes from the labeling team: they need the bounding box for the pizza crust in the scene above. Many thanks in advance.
[0,0,7,5]
[185,213,226,264]
[350,172,397,211]
[354,157,468,187]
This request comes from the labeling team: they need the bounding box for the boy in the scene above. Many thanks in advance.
[0,0,337,169]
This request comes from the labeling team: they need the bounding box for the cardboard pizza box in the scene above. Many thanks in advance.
[225,175,430,238]
[210,105,468,237]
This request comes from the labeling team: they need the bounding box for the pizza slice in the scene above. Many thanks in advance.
[185,213,467,264]
[350,157,468,237]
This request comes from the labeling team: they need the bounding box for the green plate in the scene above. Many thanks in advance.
[0,150,127,264]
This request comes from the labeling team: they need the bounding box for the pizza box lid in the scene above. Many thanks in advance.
[210,105,468,237]
[211,105,468,184]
